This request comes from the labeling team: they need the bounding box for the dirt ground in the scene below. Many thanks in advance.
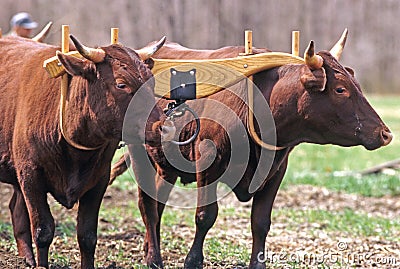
[0,183,399,269]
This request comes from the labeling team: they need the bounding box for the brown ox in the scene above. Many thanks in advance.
[0,35,168,268]
[111,30,392,269]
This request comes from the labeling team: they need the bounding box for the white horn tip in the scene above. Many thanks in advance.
[330,28,349,60]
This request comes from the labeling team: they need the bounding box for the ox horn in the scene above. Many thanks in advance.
[70,34,106,63]
[135,36,166,61]
[330,28,348,60]
[304,40,323,70]
[32,21,53,42]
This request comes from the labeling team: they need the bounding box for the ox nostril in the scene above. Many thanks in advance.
[160,119,176,142]
[381,128,393,146]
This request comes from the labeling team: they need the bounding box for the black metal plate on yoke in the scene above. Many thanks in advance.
[170,68,196,100]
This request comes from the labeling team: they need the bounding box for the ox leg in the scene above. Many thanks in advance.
[143,170,177,256]
[249,161,287,269]
[154,171,178,250]
[184,181,218,269]
[18,170,54,268]
[138,188,163,269]
[77,177,109,269]
[9,185,35,267]
[129,145,163,268]
[109,151,130,185]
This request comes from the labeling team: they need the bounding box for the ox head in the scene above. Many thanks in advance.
[55,35,172,145]
[291,29,392,150]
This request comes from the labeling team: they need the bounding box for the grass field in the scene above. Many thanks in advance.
[0,94,399,268]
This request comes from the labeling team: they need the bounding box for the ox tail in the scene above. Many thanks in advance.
[109,152,130,185]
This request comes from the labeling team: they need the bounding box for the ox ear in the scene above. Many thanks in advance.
[345,66,355,77]
[56,51,97,80]
[300,67,327,92]
[144,58,155,69]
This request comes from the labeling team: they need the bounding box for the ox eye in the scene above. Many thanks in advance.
[335,87,346,94]
[116,83,127,89]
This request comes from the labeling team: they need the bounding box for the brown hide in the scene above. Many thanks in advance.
[0,36,161,268]
[115,40,392,269]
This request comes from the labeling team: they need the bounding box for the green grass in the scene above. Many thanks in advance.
[283,172,400,197]
[283,142,400,197]
[161,208,194,228]
[271,208,400,239]
[158,206,400,268]
[205,237,249,267]
[0,222,15,252]
[99,199,144,233]
[49,254,72,268]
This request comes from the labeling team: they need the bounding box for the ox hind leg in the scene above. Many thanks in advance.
[9,185,35,267]
[109,151,130,185]
[249,159,288,269]
[184,179,218,269]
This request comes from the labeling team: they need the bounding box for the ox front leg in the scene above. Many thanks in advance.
[9,185,35,267]
[184,181,218,269]
[77,178,109,269]
[18,169,55,268]
[154,170,178,251]
[129,145,163,268]
[249,161,287,269]
[138,188,163,269]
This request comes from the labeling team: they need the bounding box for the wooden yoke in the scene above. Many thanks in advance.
[292,31,300,56]
[247,30,300,151]
[150,30,303,99]
[57,25,91,150]
[245,29,253,55]
[44,30,304,89]
[245,31,286,151]
[111,28,118,44]
[151,51,304,99]
[56,26,119,151]
[58,25,96,150]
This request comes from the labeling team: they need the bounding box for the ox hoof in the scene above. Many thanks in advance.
[148,262,164,269]
[146,251,164,269]
[249,262,266,269]
[25,257,36,268]
[184,255,203,269]
[147,258,164,269]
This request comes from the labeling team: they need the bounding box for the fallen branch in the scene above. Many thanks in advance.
[360,158,400,175]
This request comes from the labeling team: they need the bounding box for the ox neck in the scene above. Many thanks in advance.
[271,94,306,148]
[59,76,111,150]
[256,68,306,148]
